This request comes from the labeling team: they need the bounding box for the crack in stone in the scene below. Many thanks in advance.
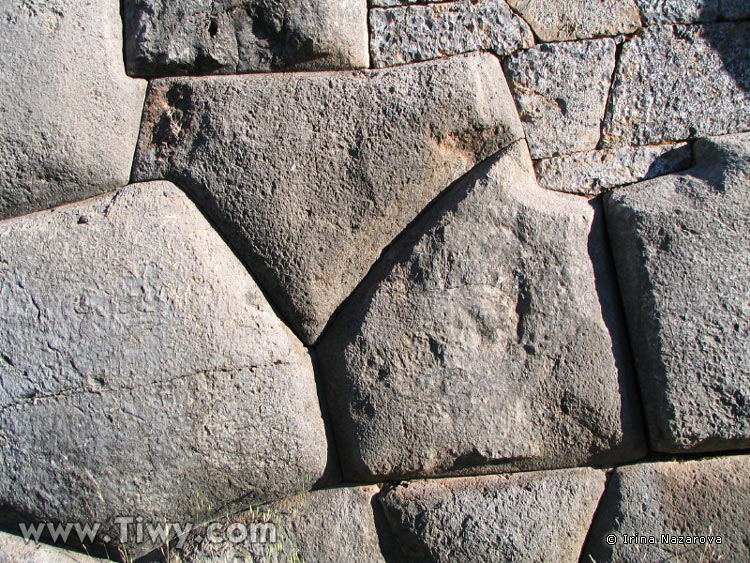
[0,361,291,413]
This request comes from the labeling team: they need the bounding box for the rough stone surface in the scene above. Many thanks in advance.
[506,0,641,42]
[582,456,750,562]
[602,23,750,147]
[177,486,401,562]
[369,1,534,68]
[0,0,146,221]
[123,0,369,76]
[722,0,750,19]
[0,532,105,563]
[605,133,750,453]
[317,140,646,481]
[380,468,605,563]
[535,142,692,195]
[636,0,719,24]
[0,182,329,557]
[503,39,616,159]
[133,53,524,344]
[370,0,427,6]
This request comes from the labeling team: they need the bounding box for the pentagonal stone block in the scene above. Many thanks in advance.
[317,141,645,480]
[133,53,524,344]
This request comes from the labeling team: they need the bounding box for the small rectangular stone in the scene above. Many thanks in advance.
[123,0,369,76]
[602,23,750,147]
[506,0,641,41]
[535,143,692,195]
[369,0,534,68]
[504,38,616,159]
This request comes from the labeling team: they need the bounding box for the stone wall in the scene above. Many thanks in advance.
[0,1,748,561]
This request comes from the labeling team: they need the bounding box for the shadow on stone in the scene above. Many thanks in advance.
[700,5,750,93]
[587,199,650,456]
[370,492,408,563]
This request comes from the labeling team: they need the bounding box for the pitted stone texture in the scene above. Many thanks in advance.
[582,456,750,562]
[380,468,605,563]
[0,182,329,558]
[602,23,750,147]
[317,141,645,481]
[369,1,533,68]
[0,0,146,221]
[637,0,750,23]
[506,0,641,42]
[637,0,719,23]
[0,532,105,563]
[177,486,400,562]
[605,133,750,453]
[133,53,524,344]
[123,0,368,76]
[535,143,692,195]
[503,39,616,159]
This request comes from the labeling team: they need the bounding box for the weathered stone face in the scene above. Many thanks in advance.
[0,182,329,558]
[503,38,616,159]
[602,23,750,147]
[123,0,369,76]
[317,141,645,481]
[535,143,692,195]
[0,0,146,220]
[368,0,533,68]
[636,0,720,24]
[177,486,399,562]
[133,53,524,344]
[582,456,750,562]
[379,468,605,563]
[0,532,105,563]
[505,0,641,41]
[605,133,750,453]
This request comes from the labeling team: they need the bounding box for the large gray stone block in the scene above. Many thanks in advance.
[582,456,750,562]
[369,0,534,68]
[602,23,750,147]
[380,468,605,563]
[123,0,369,76]
[317,140,646,481]
[506,0,641,42]
[605,133,750,453]
[0,0,146,220]
[133,53,524,344]
[503,39,616,159]
[177,486,400,562]
[0,182,329,558]
[535,142,692,195]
